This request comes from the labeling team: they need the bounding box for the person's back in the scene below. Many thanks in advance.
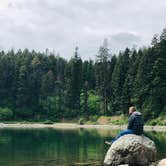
[105,106,144,145]
[127,111,144,135]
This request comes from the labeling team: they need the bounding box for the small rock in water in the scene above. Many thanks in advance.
[104,134,157,166]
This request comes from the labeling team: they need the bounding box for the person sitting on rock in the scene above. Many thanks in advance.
[105,106,144,145]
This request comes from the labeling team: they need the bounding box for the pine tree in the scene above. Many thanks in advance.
[134,47,158,119]
[65,47,82,116]
[107,55,117,115]
[95,39,111,115]
[30,56,43,117]
[82,81,89,116]
[111,48,130,114]
[41,70,55,98]
[149,28,166,117]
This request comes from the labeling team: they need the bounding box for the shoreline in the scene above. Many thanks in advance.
[0,123,166,131]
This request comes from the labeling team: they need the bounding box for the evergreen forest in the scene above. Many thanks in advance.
[0,29,165,121]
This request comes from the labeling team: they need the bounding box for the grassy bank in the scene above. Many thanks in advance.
[146,116,166,126]
[77,115,166,126]
[78,115,128,125]
[1,115,166,126]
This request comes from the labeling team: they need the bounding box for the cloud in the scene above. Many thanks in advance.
[109,32,141,53]
[0,0,166,59]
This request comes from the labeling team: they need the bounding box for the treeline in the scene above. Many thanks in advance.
[0,29,165,121]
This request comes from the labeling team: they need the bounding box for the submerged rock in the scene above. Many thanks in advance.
[104,134,157,166]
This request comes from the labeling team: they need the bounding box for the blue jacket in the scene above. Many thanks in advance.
[127,111,144,135]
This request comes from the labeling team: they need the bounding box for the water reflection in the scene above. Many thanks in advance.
[0,128,165,166]
[144,131,166,159]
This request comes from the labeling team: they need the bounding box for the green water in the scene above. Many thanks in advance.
[0,128,165,166]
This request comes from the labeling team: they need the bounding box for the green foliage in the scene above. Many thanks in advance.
[87,91,101,115]
[41,70,55,97]
[146,116,166,126]
[65,47,82,115]
[95,39,111,115]
[78,118,85,125]
[80,90,101,116]
[78,116,99,125]
[0,28,165,122]
[43,120,54,124]
[15,108,33,119]
[110,115,128,125]
[39,96,59,120]
[111,48,130,113]
[88,115,99,122]
[0,107,13,120]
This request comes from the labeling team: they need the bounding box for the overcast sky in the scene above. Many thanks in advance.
[0,0,166,60]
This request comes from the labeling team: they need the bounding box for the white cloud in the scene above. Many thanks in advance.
[0,0,166,59]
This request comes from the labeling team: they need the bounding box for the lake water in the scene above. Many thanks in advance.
[0,128,165,166]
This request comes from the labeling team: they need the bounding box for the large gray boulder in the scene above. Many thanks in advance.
[104,134,157,166]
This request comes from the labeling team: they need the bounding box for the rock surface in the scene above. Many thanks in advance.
[104,134,157,166]
[158,159,166,166]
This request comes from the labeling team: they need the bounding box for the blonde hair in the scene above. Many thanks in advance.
[129,106,136,112]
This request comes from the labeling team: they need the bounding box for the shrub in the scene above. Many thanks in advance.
[87,92,101,115]
[43,120,54,124]
[146,115,166,126]
[89,115,99,122]
[110,114,128,125]
[78,118,85,125]
[147,120,157,126]
[0,107,13,120]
